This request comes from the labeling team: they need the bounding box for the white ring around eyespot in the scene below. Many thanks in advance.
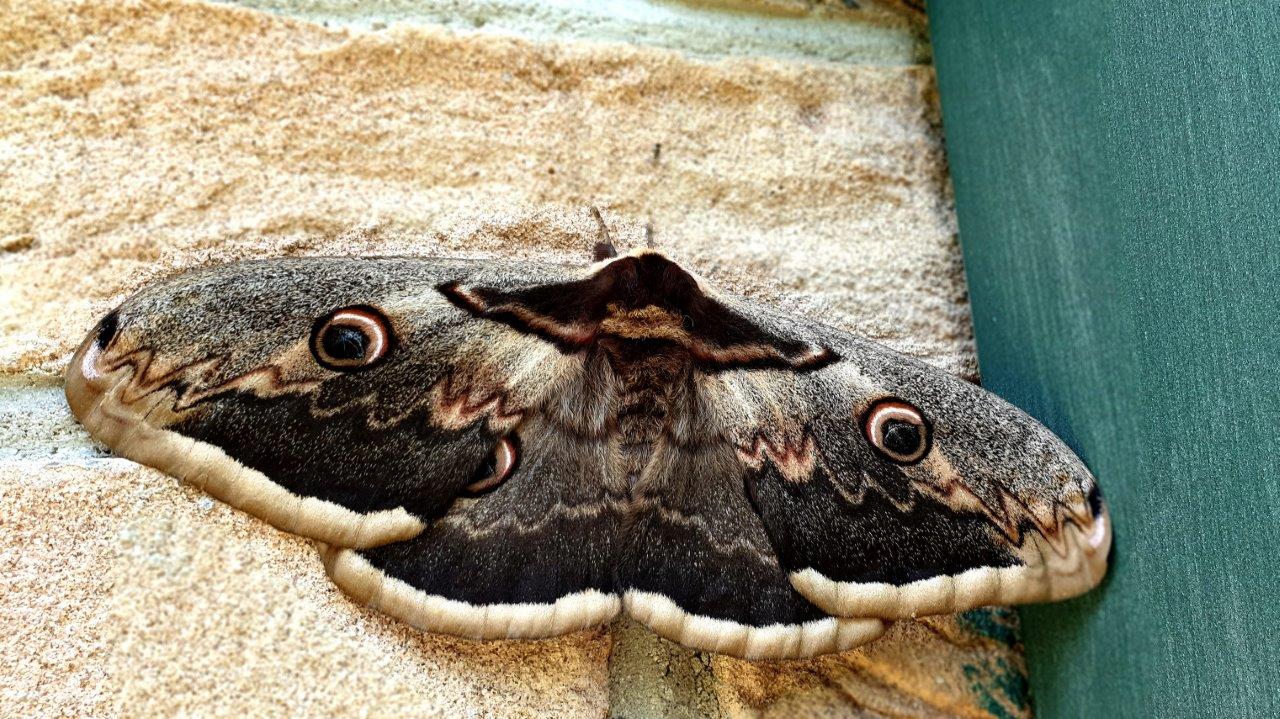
[80,340,104,381]
[1088,506,1109,550]
[315,307,391,368]
[864,400,929,463]
[467,437,517,493]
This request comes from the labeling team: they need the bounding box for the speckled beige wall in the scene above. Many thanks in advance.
[0,0,1028,717]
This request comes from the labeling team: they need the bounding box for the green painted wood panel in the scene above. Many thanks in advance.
[927,3,1280,717]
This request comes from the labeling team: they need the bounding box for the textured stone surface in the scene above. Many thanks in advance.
[0,0,1026,716]
[0,0,968,380]
[213,0,930,64]
[0,458,612,718]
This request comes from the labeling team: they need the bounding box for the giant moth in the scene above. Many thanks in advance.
[66,243,1109,660]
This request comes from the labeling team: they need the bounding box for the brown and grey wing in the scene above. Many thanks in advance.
[616,438,886,660]
[65,256,632,638]
[64,256,590,549]
[322,412,624,639]
[705,331,1111,622]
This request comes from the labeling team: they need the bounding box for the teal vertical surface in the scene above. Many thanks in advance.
[927,3,1280,717]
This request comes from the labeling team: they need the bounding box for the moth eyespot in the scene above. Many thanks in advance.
[310,306,393,372]
[467,436,519,494]
[862,398,931,465]
[95,311,120,350]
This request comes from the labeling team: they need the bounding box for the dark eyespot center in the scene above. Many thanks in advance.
[95,311,119,350]
[467,436,519,494]
[322,325,369,361]
[473,455,498,485]
[862,397,931,464]
[310,305,393,372]
[881,420,921,456]
[1086,483,1105,518]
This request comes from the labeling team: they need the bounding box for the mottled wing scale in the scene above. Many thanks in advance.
[66,251,1111,659]
[618,434,886,658]
[66,258,629,638]
[323,415,624,638]
[450,256,886,657]
[322,345,634,638]
[719,351,1110,621]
